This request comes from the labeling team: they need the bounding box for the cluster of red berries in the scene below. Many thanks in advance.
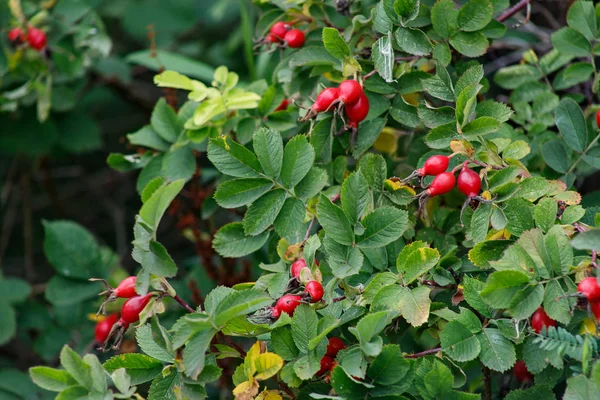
[578,277,600,318]
[268,258,324,319]
[93,276,154,349]
[301,79,369,129]
[317,337,345,377]
[264,22,305,48]
[7,26,47,50]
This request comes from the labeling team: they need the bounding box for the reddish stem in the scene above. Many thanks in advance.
[173,295,196,313]
[404,347,441,358]
[496,0,532,22]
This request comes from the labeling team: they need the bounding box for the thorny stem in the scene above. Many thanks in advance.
[404,347,441,358]
[496,0,532,23]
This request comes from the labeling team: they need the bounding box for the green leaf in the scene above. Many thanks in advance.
[542,140,570,173]
[357,207,408,248]
[183,328,217,380]
[0,278,31,303]
[398,286,431,327]
[295,167,328,200]
[468,240,512,269]
[469,202,492,243]
[566,0,598,40]
[572,228,600,250]
[440,320,481,362]
[43,220,100,279]
[553,62,595,90]
[456,83,482,127]
[367,345,412,386]
[136,324,174,363]
[421,71,455,102]
[394,27,433,56]
[291,304,319,354]
[534,198,558,233]
[139,180,185,231]
[214,178,273,209]
[271,328,300,361]
[207,137,262,178]
[213,222,269,258]
[322,27,351,61]
[317,194,354,246]
[372,33,395,83]
[0,301,15,346]
[141,241,177,277]
[60,346,92,390]
[45,277,102,307]
[281,135,315,189]
[431,0,458,38]
[423,360,454,398]
[29,367,77,392]
[418,104,455,128]
[161,146,196,183]
[243,189,287,236]
[103,353,163,385]
[462,117,500,137]
[508,284,544,320]
[274,198,307,241]
[555,98,588,153]
[214,289,272,326]
[455,64,484,96]
[463,277,493,318]
[551,27,591,57]
[353,117,388,157]
[425,122,458,149]
[564,374,600,400]
[394,0,420,22]
[477,328,516,372]
[502,140,530,160]
[151,98,180,143]
[450,31,489,58]
[253,127,283,179]
[351,311,396,356]
[543,280,571,325]
[503,198,535,236]
[128,125,170,151]
[457,0,493,32]
[341,171,372,224]
[481,270,530,308]
[397,241,440,284]
[323,237,363,278]
[154,70,199,91]
[494,64,542,90]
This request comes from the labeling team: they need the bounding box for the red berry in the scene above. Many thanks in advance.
[579,277,600,302]
[417,155,449,177]
[120,294,153,325]
[114,276,138,298]
[266,33,279,44]
[513,360,533,383]
[284,29,305,48]
[596,110,600,129]
[305,281,324,303]
[95,314,119,343]
[317,355,335,376]
[312,88,339,113]
[8,27,23,42]
[326,337,346,357]
[338,80,363,105]
[270,22,290,40]
[457,166,481,197]
[274,99,290,112]
[531,307,556,334]
[271,306,281,320]
[276,294,302,316]
[345,92,369,128]
[27,27,47,50]
[291,258,307,278]
[426,172,456,197]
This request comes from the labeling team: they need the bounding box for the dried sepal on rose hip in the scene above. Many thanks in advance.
[94,313,119,344]
[99,293,154,351]
[91,276,138,314]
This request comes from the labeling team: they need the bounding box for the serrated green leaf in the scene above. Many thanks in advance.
[357,207,408,248]
[457,0,493,32]
[440,320,481,362]
[213,222,269,257]
[253,127,283,179]
[477,328,516,372]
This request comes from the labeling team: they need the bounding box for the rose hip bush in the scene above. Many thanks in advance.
[21,0,600,398]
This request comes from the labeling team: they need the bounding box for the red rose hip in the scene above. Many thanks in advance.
[120,293,153,325]
[457,166,481,197]
[274,99,290,112]
[578,277,600,301]
[284,29,305,48]
[270,21,290,40]
[95,313,119,343]
[596,110,600,129]
[345,92,369,128]
[513,360,533,383]
[326,337,346,357]
[531,307,556,333]
[8,27,23,42]
[291,258,307,278]
[27,27,47,50]
[305,281,324,302]
[317,355,335,376]
[338,80,363,105]
[418,155,450,177]
[276,294,303,316]
[426,172,456,197]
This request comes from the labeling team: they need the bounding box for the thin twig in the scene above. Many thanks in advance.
[173,295,196,313]
[303,218,316,242]
[363,69,377,80]
[404,347,441,358]
[496,0,532,23]
[483,366,492,400]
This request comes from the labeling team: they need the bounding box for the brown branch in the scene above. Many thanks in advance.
[404,347,441,358]
[483,366,492,400]
[496,0,532,23]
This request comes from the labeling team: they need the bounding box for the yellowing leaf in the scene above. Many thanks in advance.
[402,93,420,106]
[244,342,262,377]
[581,318,598,335]
[254,353,284,381]
[256,390,283,400]
[373,128,398,155]
[233,379,259,400]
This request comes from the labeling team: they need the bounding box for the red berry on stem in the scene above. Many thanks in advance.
[345,92,370,128]
[291,258,307,278]
[426,172,456,197]
[317,355,335,376]
[579,277,600,301]
[114,276,138,298]
[305,281,324,303]
[312,88,340,113]
[326,337,346,357]
[338,80,363,105]
[531,307,556,333]
[270,306,281,320]
[513,360,533,383]
[274,99,290,112]
[276,294,302,316]
[8,27,23,42]
[120,293,153,325]
[95,314,119,343]
[596,110,600,129]
[457,166,481,197]
[27,27,47,50]
[417,155,450,177]
[284,29,305,48]
[270,21,290,40]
